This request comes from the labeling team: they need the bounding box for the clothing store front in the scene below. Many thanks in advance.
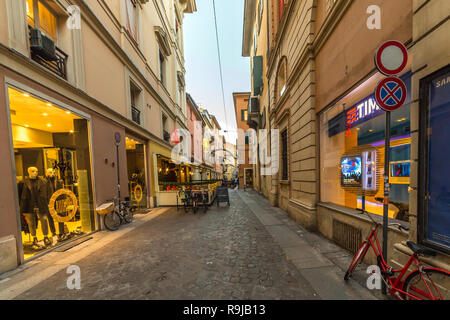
[126,136,148,211]
[7,86,96,259]
[319,74,412,223]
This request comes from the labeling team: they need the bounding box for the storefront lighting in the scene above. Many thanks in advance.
[24,124,29,127]
[70,130,74,133]
[43,113,48,116]
[47,123,52,127]
[368,129,374,132]
[396,117,407,122]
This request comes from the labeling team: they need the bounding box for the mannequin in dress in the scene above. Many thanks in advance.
[20,167,52,248]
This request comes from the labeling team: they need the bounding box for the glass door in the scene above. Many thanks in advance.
[420,67,450,253]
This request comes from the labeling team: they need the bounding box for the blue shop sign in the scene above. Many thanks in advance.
[328,73,411,137]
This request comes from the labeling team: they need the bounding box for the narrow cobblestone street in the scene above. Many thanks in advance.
[0,189,379,300]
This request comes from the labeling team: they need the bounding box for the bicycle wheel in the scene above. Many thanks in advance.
[103,211,121,231]
[123,207,133,223]
[344,241,369,280]
[402,268,450,300]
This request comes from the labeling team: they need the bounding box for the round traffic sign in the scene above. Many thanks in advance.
[375,41,408,76]
[114,132,121,144]
[375,77,407,111]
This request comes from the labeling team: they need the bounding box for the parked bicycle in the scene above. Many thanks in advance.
[194,189,209,213]
[103,197,133,231]
[179,188,208,214]
[344,210,450,300]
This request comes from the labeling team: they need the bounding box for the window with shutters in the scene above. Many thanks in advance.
[252,56,263,96]
[125,0,138,41]
[159,50,166,87]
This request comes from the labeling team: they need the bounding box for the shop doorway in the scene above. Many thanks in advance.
[244,168,253,188]
[126,137,148,211]
[7,87,96,260]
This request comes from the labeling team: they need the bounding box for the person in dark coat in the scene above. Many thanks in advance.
[20,167,52,248]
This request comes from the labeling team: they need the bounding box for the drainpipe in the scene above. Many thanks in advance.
[266,0,277,205]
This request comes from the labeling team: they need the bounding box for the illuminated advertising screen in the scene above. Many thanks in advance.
[341,156,362,187]
[391,162,410,178]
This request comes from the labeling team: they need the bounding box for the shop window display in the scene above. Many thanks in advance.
[8,87,95,259]
[126,137,148,211]
[320,83,411,222]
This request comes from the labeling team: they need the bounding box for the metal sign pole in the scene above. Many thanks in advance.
[116,143,121,201]
[114,132,121,202]
[382,111,391,295]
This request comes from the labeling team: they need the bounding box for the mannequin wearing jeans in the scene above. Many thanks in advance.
[20,167,52,248]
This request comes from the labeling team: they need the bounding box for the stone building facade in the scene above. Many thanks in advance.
[243,0,450,269]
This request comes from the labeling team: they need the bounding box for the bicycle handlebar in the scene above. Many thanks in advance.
[362,210,409,232]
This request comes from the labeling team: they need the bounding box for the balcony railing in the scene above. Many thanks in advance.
[131,106,141,125]
[28,25,68,80]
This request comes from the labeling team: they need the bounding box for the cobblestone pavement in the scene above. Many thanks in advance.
[15,189,321,300]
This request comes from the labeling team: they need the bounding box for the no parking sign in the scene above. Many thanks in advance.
[373,41,410,280]
[374,40,408,111]
[375,77,407,111]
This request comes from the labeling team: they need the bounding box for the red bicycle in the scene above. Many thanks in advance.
[344,211,450,300]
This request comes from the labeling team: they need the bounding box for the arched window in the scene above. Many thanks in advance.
[277,58,287,100]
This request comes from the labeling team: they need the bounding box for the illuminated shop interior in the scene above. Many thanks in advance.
[126,137,148,210]
[8,87,95,259]
[321,94,411,222]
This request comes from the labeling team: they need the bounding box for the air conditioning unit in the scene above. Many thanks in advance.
[30,28,56,61]
[247,97,261,129]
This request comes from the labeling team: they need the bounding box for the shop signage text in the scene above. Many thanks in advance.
[346,96,382,128]
[434,75,450,89]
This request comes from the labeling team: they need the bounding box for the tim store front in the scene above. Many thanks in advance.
[319,67,450,259]
[320,74,412,223]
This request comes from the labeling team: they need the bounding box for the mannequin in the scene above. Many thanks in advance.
[20,167,52,248]
[45,168,68,242]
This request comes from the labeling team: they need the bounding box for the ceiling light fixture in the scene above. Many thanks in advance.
[43,113,48,116]
[47,103,52,107]
[66,111,71,114]
[47,124,52,127]
[24,124,29,127]
[23,93,29,97]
